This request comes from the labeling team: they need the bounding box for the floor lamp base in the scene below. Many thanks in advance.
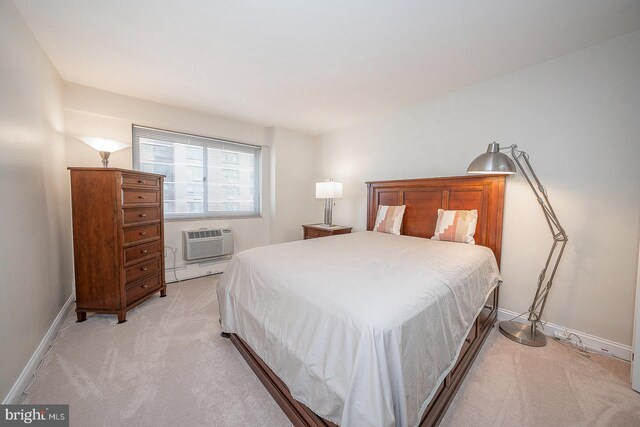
[499,320,547,347]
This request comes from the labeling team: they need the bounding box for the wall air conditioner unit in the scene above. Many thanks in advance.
[183,228,234,261]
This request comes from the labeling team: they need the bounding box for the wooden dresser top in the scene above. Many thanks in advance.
[67,167,165,178]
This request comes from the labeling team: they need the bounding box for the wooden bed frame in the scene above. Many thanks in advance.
[226,174,506,427]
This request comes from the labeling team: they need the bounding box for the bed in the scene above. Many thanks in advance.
[218,175,506,427]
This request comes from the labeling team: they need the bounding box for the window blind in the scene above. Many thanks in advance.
[132,125,261,219]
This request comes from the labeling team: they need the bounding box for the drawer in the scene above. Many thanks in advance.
[122,207,161,226]
[303,226,352,239]
[478,289,497,331]
[461,323,477,358]
[122,188,159,205]
[304,229,323,239]
[124,240,163,266]
[332,228,352,236]
[123,224,161,246]
[122,174,160,188]
[304,230,320,239]
[126,274,162,306]
[450,323,478,383]
[125,256,161,285]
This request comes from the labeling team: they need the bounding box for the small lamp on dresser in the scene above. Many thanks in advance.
[77,136,129,167]
[315,179,343,226]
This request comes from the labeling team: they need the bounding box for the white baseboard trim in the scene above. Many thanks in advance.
[497,308,632,362]
[2,291,76,404]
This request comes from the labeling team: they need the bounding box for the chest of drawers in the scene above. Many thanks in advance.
[68,168,166,323]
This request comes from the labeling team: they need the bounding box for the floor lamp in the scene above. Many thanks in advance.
[467,142,568,347]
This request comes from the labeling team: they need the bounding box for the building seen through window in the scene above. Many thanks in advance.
[133,126,260,218]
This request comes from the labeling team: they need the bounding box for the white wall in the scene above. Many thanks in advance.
[268,127,317,243]
[315,31,640,346]
[64,83,314,280]
[0,1,73,400]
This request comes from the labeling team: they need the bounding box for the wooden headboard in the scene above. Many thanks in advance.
[367,175,506,265]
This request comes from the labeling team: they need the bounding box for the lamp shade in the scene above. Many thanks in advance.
[466,142,516,174]
[77,136,129,153]
[316,181,343,199]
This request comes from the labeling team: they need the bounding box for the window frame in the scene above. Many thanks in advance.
[132,125,262,221]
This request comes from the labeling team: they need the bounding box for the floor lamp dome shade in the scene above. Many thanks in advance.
[466,142,516,174]
[467,142,568,348]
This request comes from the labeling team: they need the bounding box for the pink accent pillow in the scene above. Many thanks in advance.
[431,209,478,244]
[373,205,406,235]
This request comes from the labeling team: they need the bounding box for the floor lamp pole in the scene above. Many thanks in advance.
[499,145,568,346]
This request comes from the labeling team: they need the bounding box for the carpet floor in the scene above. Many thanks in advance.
[24,276,640,426]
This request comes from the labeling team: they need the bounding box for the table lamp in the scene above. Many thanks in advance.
[316,180,343,226]
[77,137,129,167]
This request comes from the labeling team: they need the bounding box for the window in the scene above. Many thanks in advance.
[224,186,240,199]
[186,146,203,161]
[221,168,240,183]
[133,125,261,219]
[222,152,239,164]
[223,202,239,211]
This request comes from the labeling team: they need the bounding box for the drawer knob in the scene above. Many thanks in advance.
[138,180,145,184]
[138,195,145,199]
[465,338,472,344]
[484,305,493,310]
[139,231,147,235]
[141,249,148,254]
[139,213,147,218]
[141,267,148,271]
[142,284,149,288]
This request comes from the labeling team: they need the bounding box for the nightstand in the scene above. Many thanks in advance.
[303,224,352,240]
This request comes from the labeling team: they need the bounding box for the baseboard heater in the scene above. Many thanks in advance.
[183,227,234,261]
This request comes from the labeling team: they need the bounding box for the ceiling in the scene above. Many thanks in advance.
[14,0,640,135]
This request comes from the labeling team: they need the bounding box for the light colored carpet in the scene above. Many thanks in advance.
[440,323,640,427]
[24,276,640,426]
[26,275,290,427]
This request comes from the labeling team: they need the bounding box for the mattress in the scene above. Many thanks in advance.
[217,231,501,427]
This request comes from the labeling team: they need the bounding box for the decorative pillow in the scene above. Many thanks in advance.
[373,205,406,235]
[431,209,478,244]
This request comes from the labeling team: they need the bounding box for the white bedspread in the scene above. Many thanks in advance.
[217,231,501,427]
